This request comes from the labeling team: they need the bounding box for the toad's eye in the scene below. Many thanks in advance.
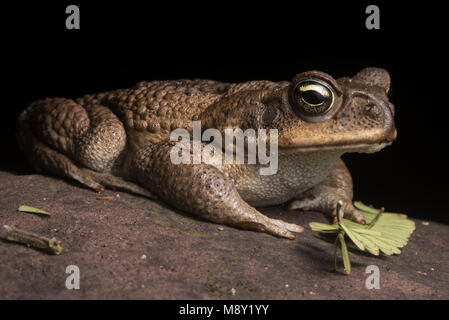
[291,80,334,115]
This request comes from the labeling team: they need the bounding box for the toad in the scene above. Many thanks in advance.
[17,67,396,239]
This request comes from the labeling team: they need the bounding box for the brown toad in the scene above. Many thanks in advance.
[16,67,396,239]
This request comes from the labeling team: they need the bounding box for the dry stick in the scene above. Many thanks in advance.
[3,225,63,255]
[96,195,117,200]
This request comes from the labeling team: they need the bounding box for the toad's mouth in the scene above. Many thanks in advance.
[278,140,393,154]
[277,128,397,154]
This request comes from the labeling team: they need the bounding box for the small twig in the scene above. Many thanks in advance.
[3,225,63,255]
[367,207,385,229]
[96,195,118,200]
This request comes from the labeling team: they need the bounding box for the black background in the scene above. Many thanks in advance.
[1,1,447,223]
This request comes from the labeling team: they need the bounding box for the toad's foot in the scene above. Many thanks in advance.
[288,193,365,224]
[288,159,365,225]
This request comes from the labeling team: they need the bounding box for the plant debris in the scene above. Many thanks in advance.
[310,201,416,275]
[3,225,63,255]
[96,195,118,200]
[18,205,50,216]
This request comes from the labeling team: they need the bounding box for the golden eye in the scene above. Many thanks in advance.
[291,80,334,115]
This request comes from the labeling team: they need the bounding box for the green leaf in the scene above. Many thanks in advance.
[18,205,51,216]
[339,222,365,251]
[338,232,351,275]
[310,201,415,257]
[309,222,339,233]
[334,236,339,271]
[354,201,381,215]
[309,201,416,276]
[348,227,382,236]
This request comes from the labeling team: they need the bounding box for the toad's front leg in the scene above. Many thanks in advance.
[129,141,304,239]
[288,159,366,224]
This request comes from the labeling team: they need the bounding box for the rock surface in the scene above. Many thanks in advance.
[0,171,447,299]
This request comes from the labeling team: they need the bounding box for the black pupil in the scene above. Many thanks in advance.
[302,90,325,105]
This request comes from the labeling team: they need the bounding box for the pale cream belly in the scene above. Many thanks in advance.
[226,151,342,207]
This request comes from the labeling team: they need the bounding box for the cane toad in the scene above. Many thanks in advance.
[16,67,396,239]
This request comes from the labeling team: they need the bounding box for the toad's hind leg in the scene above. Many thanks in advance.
[16,98,128,193]
[129,142,304,239]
